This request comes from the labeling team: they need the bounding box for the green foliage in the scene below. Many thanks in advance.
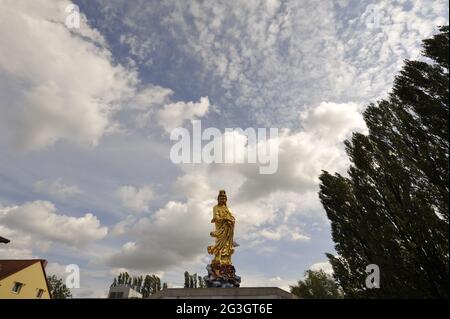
[198,275,206,288]
[290,270,343,299]
[184,271,190,288]
[110,272,167,298]
[184,271,205,288]
[319,26,449,298]
[47,274,72,299]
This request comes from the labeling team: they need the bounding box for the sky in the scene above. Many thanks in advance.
[0,0,448,297]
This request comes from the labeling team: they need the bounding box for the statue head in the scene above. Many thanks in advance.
[217,190,227,206]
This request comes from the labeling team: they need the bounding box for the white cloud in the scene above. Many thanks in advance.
[33,179,82,199]
[0,224,34,259]
[0,0,218,148]
[173,171,216,201]
[310,261,334,275]
[0,0,137,150]
[156,96,210,133]
[0,223,33,254]
[165,100,366,204]
[236,101,366,201]
[110,216,137,237]
[259,225,310,242]
[106,199,212,272]
[0,200,107,247]
[240,272,296,292]
[115,185,154,213]
[45,262,69,278]
[130,86,173,111]
[301,102,367,143]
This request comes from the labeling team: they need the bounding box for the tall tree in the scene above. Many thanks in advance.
[183,271,205,288]
[198,275,205,288]
[184,271,190,288]
[319,26,449,298]
[193,273,198,288]
[111,272,162,298]
[141,275,152,298]
[47,274,72,299]
[290,270,343,299]
[156,276,161,292]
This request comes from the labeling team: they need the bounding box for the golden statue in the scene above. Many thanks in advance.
[205,190,241,287]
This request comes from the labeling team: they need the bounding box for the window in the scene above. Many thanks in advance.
[11,282,23,294]
[36,288,45,299]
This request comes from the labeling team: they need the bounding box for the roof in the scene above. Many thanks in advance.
[0,259,48,281]
[0,236,10,244]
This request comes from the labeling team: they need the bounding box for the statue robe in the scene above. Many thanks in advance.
[207,204,235,265]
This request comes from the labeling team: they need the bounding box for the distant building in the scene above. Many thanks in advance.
[0,259,51,299]
[0,236,10,244]
[108,285,142,299]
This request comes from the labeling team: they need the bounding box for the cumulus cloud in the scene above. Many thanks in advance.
[0,224,34,259]
[173,171,216,201]
[252,225,310,242]
[0,200,107,247]
[0,0,138,150]
[130,99,365,255]
[156,96,210,133]
[0,0,216,149]
[106,199,212,271]
[130,86,173,111]
[300,102,367,142]
[115,185,154,213]
[310,261,334,275]
[234,101,366,201]
[130,99,365,258]
[33,179,82,199]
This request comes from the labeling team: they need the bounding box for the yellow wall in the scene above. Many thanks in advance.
[0,262,50,299]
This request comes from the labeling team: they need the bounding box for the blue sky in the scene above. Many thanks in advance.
[0,0,448,297]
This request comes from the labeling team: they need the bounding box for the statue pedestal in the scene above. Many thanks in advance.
[147,287,298,299]
[204,263,241,288]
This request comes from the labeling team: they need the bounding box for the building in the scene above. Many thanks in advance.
[0,259,51,299]
[108,285,142,299]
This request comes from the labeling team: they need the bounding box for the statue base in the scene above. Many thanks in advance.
[148,287,298,299]
[204,263,241,288]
